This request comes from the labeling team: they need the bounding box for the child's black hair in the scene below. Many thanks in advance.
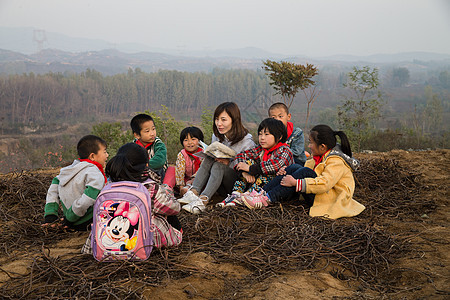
[130,113,154,134]
[106,143,149,182]
[179,126,204,145]
[268,102,289,114]
[77,135,107,159]
[258,118,287,144]
[310,125,352,157]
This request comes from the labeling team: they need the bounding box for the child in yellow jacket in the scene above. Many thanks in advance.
[241,124,365,219]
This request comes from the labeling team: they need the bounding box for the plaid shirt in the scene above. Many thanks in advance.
[145,183,182,248]
[235,144,294,176]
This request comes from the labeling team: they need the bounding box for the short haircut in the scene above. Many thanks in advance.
[268,102,289,114]
[130,113,154,134]
[77,135,107,159]
[180,126,204,145]
[258,118,287,143]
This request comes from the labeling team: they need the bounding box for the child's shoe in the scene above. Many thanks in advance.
[182,195,208,214]
[217,191,242,207]
[241,190,270,209]
[178,190,199,204]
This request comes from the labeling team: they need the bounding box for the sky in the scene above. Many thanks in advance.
[0,0,449,57]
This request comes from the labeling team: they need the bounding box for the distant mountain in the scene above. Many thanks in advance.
[0,27,286,59]
[1,27,449,75]
[0,49,30,62]
[316,52,450,63]
[0,48,269,75]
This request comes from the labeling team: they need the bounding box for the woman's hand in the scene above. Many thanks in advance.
[281,175,296,187]
[215,158,230,165]
[243,172,255,183]
[236,162,250,172]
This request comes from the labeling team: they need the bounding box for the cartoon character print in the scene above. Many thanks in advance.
[101,202,140,251]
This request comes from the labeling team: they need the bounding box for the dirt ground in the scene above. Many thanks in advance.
[0,149,449,299]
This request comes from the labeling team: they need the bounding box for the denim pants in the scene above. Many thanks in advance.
[263,164,317,204]
[191,156,238,199]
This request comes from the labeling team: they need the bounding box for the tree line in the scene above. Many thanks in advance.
[0,68,273,130]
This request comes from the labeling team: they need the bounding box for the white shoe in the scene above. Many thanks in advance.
[182,197,207,214]
[178,190,199,204]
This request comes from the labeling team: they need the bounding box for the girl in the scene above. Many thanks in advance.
[218,118,294,207]
[241,125,365,219]
[175,126,205,196]
[180,102,255,214]
[102,143,182,248]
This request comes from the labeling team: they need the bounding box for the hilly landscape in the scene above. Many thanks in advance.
[0,22,449,300]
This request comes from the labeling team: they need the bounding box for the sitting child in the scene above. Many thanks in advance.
[131,113,171,184]
[82,143,182,254]
[175,126,204,196]
[269,102,307,165]
[43,135,108,231]
[104,143,182,248]
[240,125,366,219]
[218,118,294,207]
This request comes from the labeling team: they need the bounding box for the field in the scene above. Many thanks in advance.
[0,149,448,299]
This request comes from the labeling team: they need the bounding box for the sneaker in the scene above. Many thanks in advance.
[217,191,242,207]
[241,191,270,209]
[178,190,199,204]
[182,196,208,214]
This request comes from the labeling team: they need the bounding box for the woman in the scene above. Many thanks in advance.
[180,102,255,214]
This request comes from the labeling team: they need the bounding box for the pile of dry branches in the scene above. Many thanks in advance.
[354,157,436,219]
[0,157,436,298]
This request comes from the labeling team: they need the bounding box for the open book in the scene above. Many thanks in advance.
[194,141,236,159]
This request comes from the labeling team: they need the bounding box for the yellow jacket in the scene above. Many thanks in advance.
[301,146,365,219]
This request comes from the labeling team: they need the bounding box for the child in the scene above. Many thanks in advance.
[43,135,108,231]
[218,118,294,207]
[269,102,307,165]
[175,126,205,196]
[131,113,172,185]
[104,143,182,248]
[180,102,255,214]
[241,125,366,219]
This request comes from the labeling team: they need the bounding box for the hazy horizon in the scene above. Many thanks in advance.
[0,0,449,57]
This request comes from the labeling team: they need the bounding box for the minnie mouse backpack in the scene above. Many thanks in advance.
[91,181,154,261]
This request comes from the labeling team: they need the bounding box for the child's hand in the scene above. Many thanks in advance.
[280,175,296,187]
[243,172,255,183]
[276,166,287,176]
[236,162,250,172]
[42,215,59,227]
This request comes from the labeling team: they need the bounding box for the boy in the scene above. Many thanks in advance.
[268,102,307,165]
[130,113,168,180]
[43,135,108,231]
